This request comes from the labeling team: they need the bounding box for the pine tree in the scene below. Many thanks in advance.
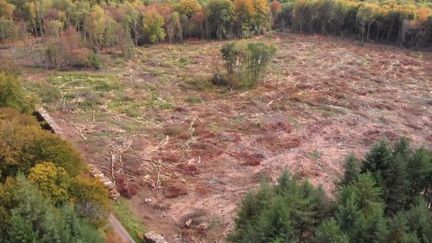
[275,170,293,194]
[295,182,329,236]
[387,212,421,243]
[256,196,295,242]
[229,141,432,243]
[355,207,388,243]
[229,170,328,242]
[62,206,104,243]
[228,183,273,242]
[403,199,432,242]
[8,213,37,243]
[336,173,387,241]
[334,192,362,238]
[392,137,411,158]
[276,171,329,239]
[313,219,349,243]
[406,148,432,205]
[339,154,360,187]
[362,140,392,172]
[239,182,273,224]
[351,173,383,215]
[403,233,421,243]
[361,140,392,195]
[383,154,407,216]
[6,175,104,243]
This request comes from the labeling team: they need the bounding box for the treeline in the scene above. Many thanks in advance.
[0,0,431,69]
[229,138,432,242]
[0,0,273,69]
[0,71,109,242]
[275,0,432,47]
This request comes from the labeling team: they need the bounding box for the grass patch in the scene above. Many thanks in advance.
[180,76,214,92]
[108,97,142,118]
[145,90,172,109]
[48,72,122,92]
[112,198,146,242]
[25,80,62,105]
[40,72,123,110]
[184,95,202,104]
[177,57,190,68]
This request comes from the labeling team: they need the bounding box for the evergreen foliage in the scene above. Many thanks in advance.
[5,175,103,243]
[313,219,349,243]
[338,154,360,187]
[229,138,432,242]
[229,171,329,242]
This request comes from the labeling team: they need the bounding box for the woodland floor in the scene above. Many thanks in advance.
[11,33,432,242]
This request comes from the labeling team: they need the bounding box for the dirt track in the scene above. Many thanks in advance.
[22,33,432,242]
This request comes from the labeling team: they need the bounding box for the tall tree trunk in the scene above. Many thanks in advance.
[367,22,373,40]
[387,19,395,41]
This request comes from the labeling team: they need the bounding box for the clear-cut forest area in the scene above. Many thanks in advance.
[0,0,431,242]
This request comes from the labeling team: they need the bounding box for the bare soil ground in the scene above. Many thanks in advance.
[15,33,432,242]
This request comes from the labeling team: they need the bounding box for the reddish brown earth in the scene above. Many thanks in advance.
[11,33,432,242]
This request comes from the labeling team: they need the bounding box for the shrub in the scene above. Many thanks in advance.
[0,107,37,126]
[217,40,276,88]
[69,175,110,227]
[28,162,70,205]
[87,51,103,70]
[42,28,96,70]
[45,41,66,69]
[0,117,85,179]
[0,72,32,113]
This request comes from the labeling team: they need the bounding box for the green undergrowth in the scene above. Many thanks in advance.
[25,72,176,120]
[112,198,146,242]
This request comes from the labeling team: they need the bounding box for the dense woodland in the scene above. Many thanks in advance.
[0,0,431,69]
[0,71,110,242]
[229,139,432,242]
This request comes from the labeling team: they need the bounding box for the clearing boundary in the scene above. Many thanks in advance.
[35,107,135,243]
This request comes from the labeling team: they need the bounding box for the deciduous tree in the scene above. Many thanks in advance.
[28,162,70,205]
[206,0,234,39]
[142,10,166,44]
